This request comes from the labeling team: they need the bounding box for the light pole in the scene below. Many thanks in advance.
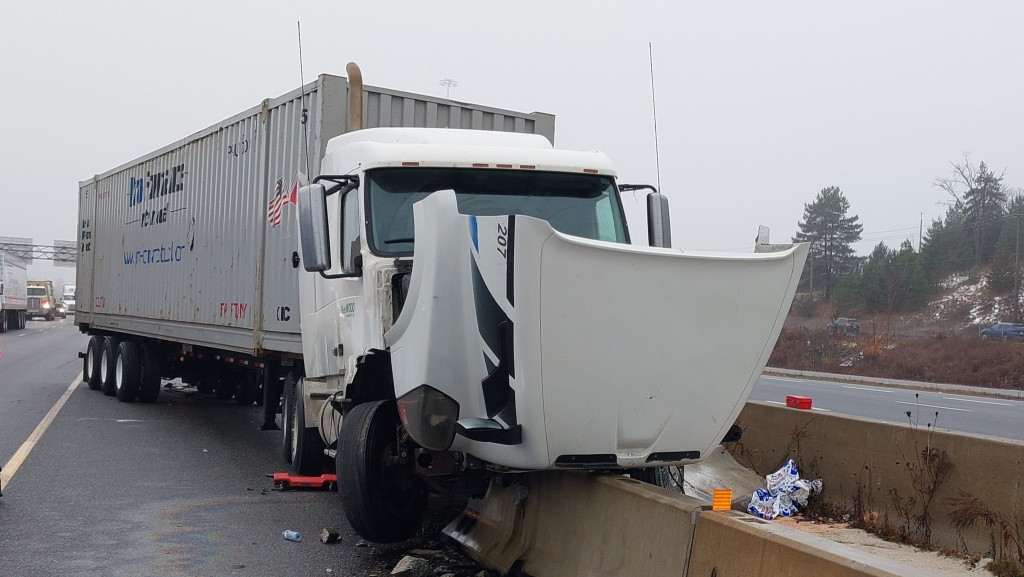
[438,78,458,99]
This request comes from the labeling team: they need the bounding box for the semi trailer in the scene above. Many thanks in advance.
[77,63,807,543]
[0,251,28,332]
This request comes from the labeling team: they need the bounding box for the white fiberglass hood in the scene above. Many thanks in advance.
[386,191,807,470]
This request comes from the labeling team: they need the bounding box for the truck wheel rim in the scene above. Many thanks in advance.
[101,351,109,382]
[87,349,94,378]
[115,356,123,390]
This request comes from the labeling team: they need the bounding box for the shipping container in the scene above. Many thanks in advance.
[76,74,555,356]
[1,251,28,332]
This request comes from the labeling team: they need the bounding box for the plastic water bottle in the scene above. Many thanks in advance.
[282,530,302,542]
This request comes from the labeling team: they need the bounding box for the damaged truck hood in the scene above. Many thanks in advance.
[386,191,808,470]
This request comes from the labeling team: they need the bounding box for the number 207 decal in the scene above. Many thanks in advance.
[496,222,508,258]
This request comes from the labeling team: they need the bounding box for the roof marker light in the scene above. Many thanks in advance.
[497,164,513,169]
[520,165,535,170]
[583,169,598,174]
[402,162,420,166]
[472,163,489,168]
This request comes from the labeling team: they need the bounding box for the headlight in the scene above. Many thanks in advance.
[396,385,460,451]
[43,302,50,309]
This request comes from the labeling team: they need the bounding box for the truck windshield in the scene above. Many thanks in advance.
[366,168,628,255]
[28,288,46,296]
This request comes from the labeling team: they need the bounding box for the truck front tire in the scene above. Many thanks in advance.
[115,341,141,402]
[280,370,297,463]
[85,336,104,390]
[290,378,325,475]
[338,400,425,543]
[100,337,122,396]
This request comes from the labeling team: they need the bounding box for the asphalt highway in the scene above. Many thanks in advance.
[750,374,1024,441]
[0,317,475,576]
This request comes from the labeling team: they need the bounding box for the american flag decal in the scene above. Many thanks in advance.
[267,172,305,228]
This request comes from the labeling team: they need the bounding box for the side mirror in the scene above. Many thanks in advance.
[646,191,672,248]
[297,183,330,272]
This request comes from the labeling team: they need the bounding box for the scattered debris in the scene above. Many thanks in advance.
[320,528,341,544]
[409,549,443,558]
[355,540,368,548]
[231,563,246,569]
[282,530,302,542]
[748,459,822,520]
[391,556,431,577]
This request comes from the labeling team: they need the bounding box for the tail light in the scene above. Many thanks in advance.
[396,385,460,451]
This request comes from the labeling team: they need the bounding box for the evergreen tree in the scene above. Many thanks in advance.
[793,186,863,299]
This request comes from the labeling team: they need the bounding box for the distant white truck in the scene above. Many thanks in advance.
[62,284,76,313]
[0,251,28,332]
[76,63,807,543]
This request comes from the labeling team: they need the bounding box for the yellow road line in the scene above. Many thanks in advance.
[1,372,82,491]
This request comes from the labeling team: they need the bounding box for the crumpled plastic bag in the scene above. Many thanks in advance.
[747,459,822,520]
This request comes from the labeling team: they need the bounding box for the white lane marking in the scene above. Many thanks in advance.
[811,407,832,412]
[942,397,1011,406]
[1,372,83,491]
[763,376,803,383]
[842,385,895,393]
[18,333,26,337]
[893,400,971,412]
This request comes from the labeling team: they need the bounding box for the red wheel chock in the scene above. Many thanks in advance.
[272,472,338,491]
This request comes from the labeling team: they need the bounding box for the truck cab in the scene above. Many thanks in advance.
[291,127,807,543]
[27,280,57,321]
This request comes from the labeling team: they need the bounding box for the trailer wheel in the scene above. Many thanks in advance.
[236,371,260,406]
[85,336,104,390]
[290,377,325,475]
[100,337,122,396]
[138,343,162,403]
[0,311,7,333]
[115,341,141,402]
[280,370,297,463]
[214,377,236,400]
[339,400,425,543]
[19,311,26,329]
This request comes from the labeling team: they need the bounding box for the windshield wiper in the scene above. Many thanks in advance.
[383,237,415,245]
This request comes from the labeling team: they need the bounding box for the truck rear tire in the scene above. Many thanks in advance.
[115,341,141,402]
[0,311,7,333]
[338,400,425,543]
[18,311,26,329]
[100,337,122,396]
[85,336,104,390]
[290,377,325,475]
[138,343,162,403]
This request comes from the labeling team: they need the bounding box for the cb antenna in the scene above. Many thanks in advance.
[649,42,662,194]
[297,21,311,183]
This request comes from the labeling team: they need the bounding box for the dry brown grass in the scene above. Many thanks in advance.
[769,328,1024,390]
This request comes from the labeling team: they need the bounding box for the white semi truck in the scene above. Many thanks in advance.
[0,251,28,332]
[77,64,807,543]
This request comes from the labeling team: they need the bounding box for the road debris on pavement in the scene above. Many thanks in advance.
[390,556,431,576]
[320,528,341,544]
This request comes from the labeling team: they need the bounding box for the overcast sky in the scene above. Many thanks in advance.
[2,1,1023,284]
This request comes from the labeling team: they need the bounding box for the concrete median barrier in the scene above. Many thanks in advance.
[687,510,934,577]
[447,469,932,577]
[730,401,1024,560]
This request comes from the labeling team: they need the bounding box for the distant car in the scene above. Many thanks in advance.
[55,301,68,319]
[980,322,1024,341]
[826,317,861,335]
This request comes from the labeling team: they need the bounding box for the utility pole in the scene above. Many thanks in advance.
[809,243,815,300]
[919,212,924,252]
[1016,213,1021,322]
